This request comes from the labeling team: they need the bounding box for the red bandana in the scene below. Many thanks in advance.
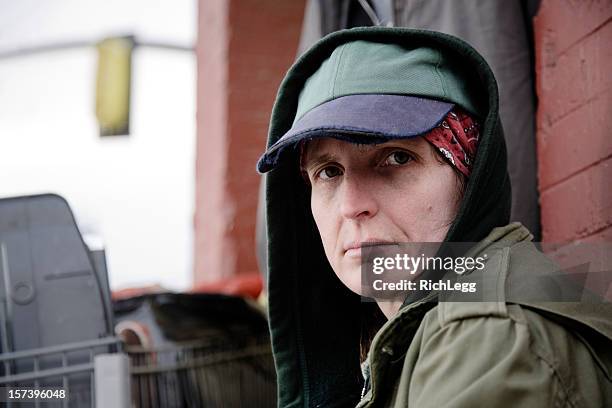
[423,107,480,177]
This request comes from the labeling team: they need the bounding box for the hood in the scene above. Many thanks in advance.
[262,27,511,407]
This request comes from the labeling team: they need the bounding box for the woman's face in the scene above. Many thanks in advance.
[302,137,463,296]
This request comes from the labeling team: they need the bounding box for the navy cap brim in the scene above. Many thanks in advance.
[257,94,454,173]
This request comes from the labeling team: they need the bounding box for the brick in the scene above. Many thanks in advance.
[534,0,612,56]
[583,224,612,241]
[540,156,612,242]
[537,88,612,189]
[194,0,305,283]
[195,0,232,281]
[535,20,612,126]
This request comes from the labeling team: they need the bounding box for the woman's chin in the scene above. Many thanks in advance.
[336,267,365,296]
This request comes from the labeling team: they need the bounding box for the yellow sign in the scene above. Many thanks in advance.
[95,37,134,136]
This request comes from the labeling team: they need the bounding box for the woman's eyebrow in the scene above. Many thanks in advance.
[303,152,338,171]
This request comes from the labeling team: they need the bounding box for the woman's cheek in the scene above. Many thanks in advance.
[311,195,337,258]
[387,180,442,241]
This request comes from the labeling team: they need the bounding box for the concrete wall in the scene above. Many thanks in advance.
[195,0,304,283]
[534,0,612,243]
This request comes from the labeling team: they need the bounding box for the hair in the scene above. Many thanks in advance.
[431,145,468,209]
[359,302,388,362]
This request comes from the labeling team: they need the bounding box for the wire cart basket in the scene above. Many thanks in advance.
[0,337,127,407]
[0,194,277,407]
[125,337,276,407]
[114,291,277,408]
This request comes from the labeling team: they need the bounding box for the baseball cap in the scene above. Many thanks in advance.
[257,40,480,173]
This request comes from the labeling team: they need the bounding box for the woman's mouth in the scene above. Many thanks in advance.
[344,247,362,258]
[343,240,396,258]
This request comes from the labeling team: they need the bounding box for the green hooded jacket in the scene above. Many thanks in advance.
[260,27,612,407]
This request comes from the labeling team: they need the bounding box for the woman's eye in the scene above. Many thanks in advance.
[384,151,413,166]
[317,166,342,180]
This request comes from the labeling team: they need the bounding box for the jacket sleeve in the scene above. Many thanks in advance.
[402,309,572,407]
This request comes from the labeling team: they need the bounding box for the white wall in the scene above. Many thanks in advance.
[0,0,197,291]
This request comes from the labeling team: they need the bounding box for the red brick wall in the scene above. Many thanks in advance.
[195,0,611,284]
[194,0,305,283]
[534,0,612,243]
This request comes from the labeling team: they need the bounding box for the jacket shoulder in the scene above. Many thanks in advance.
[412,302,611,407]
[435,239,558,323]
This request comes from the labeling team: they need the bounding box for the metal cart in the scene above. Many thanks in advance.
[0,194,276,407]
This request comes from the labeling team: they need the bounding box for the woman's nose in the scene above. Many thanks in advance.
[339,176,378,220]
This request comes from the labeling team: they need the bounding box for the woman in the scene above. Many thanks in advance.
[257,27,612,407]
